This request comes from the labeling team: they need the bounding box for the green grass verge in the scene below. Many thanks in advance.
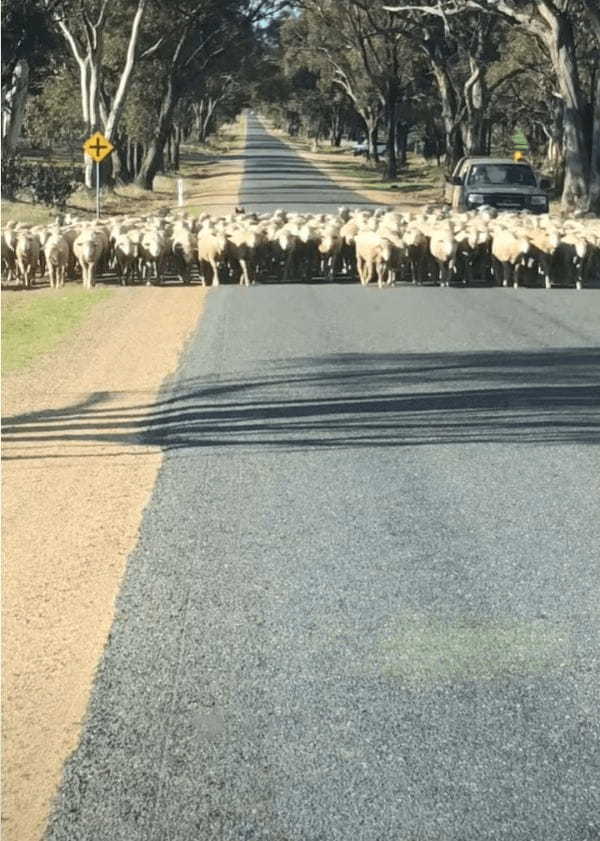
[2,286,113,374]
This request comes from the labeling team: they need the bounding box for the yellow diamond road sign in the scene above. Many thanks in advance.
[83,131,114,163]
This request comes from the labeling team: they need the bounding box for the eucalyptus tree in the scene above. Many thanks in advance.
[133,0,278,190]
[54,0,162,186]
[384,0,600,211]
[286,0,425,177]
[2,0,63,153]
[283,4,386,165]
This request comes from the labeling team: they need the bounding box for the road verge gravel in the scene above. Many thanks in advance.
[2,286,207,841]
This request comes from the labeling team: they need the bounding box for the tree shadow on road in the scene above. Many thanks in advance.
[3,348,599,460]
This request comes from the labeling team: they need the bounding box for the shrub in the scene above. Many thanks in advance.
[1,155,33,201]
[1,155,82,208]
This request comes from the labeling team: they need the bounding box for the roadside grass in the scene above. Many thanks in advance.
[2,286,113,374]
[1,119,245,225]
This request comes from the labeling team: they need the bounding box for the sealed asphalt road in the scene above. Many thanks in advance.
[46,116,600,841]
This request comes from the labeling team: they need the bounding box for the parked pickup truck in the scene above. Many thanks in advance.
[444,157,551,213]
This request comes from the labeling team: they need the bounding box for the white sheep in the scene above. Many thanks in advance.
[43,232,70,288]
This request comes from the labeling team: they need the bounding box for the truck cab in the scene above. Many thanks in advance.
[444,157,551,213]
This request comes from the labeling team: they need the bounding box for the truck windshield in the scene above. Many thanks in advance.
[467,164,537,187]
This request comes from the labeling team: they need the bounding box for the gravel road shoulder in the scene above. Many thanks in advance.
[1,286,207,841]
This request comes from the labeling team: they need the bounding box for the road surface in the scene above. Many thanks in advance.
[238,113,376,214]
[45,115,600,841]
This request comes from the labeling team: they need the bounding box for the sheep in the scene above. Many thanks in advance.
[270,228,299,282]
[225,226,255,286]
[429,223,457,287]
[560,231,589,290]
[2,226,19,283]
[375,234,401,288]
[197,230,227,287]
[355,231,390,287]
[73,230,103,289]
[317,225,342,280]
[114,233,139,286]
[339,218,360,277]
[491,226,530,288]
[61,226,81,280]
[43,232,70,288]
[3,206,599,291]
[402,225,428,285]
[15,232,41,289]
[527,228,560,289]
[171,227,197,284]
[296,222,321,280]
[140,229,167,285]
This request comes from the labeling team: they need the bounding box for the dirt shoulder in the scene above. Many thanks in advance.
[1,287,207,841]
[1,119,246,841]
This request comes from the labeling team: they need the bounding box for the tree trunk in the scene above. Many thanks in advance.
[330,106,343,146]
[2,58,30,154]
[363,112,380,163]
[166,129,174,169]
[127,136,134,176]
[544,14,590,211]
[199,97,217,144]
[462,58,488,156]
[587,68,600,214]
[430,57,464,170]
[174,124,181,170]
[195,99,206,141]
[135,77,177,190]
[115,134,131,183]
[546,97,564,172]
[396,120,409,166]
[385,93,398,180]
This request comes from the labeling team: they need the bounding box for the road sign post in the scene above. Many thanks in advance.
[83,132,115,220]
[177,178,184,207]
[96,161,100,219]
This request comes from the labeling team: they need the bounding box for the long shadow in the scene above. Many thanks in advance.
[3,349,599,459]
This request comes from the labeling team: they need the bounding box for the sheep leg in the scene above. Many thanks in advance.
[357,256,367,286]
[239,259,250,287]
[210,260,220,287]
[438,261,447,287]
[513,261,522,289]
[572,257,583,291]
[501,262,512,288]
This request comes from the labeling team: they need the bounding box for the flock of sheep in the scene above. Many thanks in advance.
[2,205,599,291]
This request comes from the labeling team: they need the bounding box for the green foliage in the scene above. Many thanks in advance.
[24,67,85,151]
[1,0,63,88]
[1,155,82,208]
